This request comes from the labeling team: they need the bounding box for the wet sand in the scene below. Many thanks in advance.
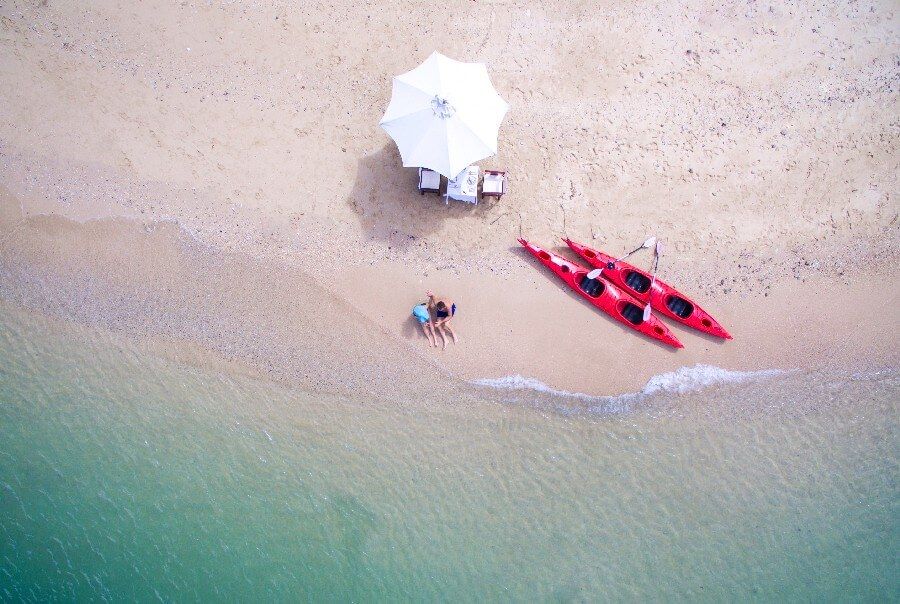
[2,186,897,396]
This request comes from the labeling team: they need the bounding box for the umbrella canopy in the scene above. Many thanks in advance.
[379,52,509,178]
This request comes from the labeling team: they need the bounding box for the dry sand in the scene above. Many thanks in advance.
[1,0,898,395]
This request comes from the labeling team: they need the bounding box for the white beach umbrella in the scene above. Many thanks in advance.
[379,52,509,178]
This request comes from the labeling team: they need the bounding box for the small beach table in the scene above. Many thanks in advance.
[445,165,479,204]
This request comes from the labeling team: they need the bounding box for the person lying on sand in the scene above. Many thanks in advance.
[426,291,458,350]
[412,301,437,347]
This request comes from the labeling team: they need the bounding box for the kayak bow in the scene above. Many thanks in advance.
[519,239,683,348]
[564,238,732,339]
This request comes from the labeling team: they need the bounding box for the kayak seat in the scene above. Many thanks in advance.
[621,302,644,325]
[624,270,652,293]
[579,275,605,298]
[666,296,694,318]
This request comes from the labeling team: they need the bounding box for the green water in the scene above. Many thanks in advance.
[1,304,897,601]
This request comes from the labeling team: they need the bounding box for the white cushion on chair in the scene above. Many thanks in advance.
[420,169,440,189]
[482,173,504,194]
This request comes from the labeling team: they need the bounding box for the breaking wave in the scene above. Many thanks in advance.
[640,364,785,396]
[471,374,605,401]
[472,364,787,413]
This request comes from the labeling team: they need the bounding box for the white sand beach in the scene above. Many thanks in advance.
[1,0,898,394]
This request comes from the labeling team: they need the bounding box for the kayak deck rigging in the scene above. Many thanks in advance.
[563,238,732,340]
[518,238,683,348]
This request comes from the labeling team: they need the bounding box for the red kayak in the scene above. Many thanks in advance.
[564,239,732,339]
[518,239,683,348]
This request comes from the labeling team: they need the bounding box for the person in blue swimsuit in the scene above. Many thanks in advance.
[426,291,458,350]
[412,301,436,347]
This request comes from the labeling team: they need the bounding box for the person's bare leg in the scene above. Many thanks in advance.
[435,321,449,350]
[420,322,436,347]
[444,321,458,344]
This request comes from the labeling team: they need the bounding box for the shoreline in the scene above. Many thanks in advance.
[2,188,897,398]
[4,288,897,599]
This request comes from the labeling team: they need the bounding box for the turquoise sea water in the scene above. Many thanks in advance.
[1,303,897,601]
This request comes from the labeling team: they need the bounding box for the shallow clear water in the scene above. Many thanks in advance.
[1,303,897,601]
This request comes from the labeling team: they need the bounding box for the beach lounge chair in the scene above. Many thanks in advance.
[481,170,507,200]
[418,168,442,195]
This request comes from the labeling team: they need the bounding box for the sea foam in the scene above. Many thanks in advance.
[471,374,605,401]
[473,364,786,405]
[640,364,785,396]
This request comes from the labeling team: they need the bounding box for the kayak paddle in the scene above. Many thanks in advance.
[642,240,663,322]
[617,236,657,263]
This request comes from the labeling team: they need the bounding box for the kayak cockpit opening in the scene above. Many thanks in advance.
[578,274,605,298]
[624,270,652,293]
[666,296,694,318]
[620,302,644,325]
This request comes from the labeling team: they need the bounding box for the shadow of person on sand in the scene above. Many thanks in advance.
[347,143,495,251]
[402,312,423,341]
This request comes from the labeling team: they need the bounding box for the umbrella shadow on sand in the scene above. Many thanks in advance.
[346,143,495,250]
